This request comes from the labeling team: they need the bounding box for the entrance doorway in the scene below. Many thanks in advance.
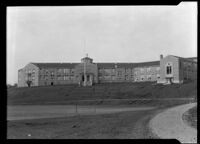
[87,75,90,81]
[80,74,93,86]
[51,82,54,86]
[166,78,173,84]
[82,75,84,81]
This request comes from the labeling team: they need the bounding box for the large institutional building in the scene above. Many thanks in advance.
[18,55,197,87]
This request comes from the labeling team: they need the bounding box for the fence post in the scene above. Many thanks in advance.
[76,101,78,114]
[94,101,96,114]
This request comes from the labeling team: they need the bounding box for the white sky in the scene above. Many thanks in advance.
[7,2,197,85]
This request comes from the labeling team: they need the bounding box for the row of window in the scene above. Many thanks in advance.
[25,70,35,74]
[101,71,160,77]
[40,69,74,74]
[99,67,160,73]
[99,74,160,79]
[26,67,160,75]
[39,75,75,80]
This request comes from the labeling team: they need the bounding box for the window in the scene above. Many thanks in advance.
[50,72,54,79]
[58,69,62,73]
[71,69,74,75]
[64,69,70,73]
[140,76,144,81]
[117,71,122,77]
[166,66,172,74]
[45,76,48,80]
[157,74,160,78]
[134,71,138,75]
[147,67,151,72]
[147,75,151,80]
[27,73,32,81]
[57,75,62,80]
[32,76,35,80]
[39,75,42,80]
[112,76,115,80]
[64,76,70,80]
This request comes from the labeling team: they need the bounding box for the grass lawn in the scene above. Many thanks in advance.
[7,109,160,139]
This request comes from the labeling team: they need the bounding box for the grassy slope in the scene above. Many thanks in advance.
[7,81,197,105]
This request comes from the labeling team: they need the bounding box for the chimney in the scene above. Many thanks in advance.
[160,54,163,60]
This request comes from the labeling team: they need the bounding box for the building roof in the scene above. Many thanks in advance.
[96,61,159,69]
[169,55,197,63]
[31,61,160,69]
[31,63,79,69]
[187,57,197,59]
[186,57,197,62]
[81,57,93,60]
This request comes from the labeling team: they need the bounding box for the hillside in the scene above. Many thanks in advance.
[7,81,197,105]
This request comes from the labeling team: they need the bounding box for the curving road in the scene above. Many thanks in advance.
[149,103,197,143]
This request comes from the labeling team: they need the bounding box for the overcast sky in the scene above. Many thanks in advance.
[7,2,197,85]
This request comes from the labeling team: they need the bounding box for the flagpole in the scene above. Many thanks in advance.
[84,38,86,86]
[84,55,86,86]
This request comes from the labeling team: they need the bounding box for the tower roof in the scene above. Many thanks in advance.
[81,56,93,60]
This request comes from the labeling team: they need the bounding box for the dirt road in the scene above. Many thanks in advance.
[7,105,155,121]
[149,103,197,143]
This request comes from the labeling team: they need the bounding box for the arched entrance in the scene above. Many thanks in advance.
[79,73,93,86]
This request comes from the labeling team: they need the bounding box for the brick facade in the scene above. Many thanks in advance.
[18,55,197,87]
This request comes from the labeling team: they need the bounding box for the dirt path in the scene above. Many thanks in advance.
[7,105,155,121]
[149,103,197,143]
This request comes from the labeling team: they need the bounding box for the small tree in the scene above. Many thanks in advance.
[26,80,32,87]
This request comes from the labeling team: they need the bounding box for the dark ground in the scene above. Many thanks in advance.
[182,105,197,129]
[7,108,162,139]
[7,81,197,139]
